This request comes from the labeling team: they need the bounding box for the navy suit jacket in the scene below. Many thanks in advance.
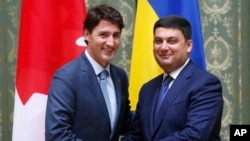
[122,60,223,141]
[45,52,132,141]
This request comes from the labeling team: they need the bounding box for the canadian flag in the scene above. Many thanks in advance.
[12,0,86,140]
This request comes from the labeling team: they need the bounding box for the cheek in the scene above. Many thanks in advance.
[153,48,159,57]
[114,41,119,46]
[153,46,160,52]
[114,39,121,46]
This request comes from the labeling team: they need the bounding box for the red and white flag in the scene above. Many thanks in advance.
[12,0,86,140]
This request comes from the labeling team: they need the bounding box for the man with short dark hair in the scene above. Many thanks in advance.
[122,15,223,141]
[45,4,132,141]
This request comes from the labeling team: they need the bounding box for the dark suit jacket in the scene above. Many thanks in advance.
[122,60,223,141]
[45,52,132,141]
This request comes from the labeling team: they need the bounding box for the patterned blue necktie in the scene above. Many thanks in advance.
[154,75,173,118]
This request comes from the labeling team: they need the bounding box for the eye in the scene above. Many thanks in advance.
[113,33,121,39]
[154,38,163,44]
[99,33,108,38]
[167,38,178,44]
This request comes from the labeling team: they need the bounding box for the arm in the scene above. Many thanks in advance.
[121,83,146,141]
[121,107,143,141]
[45,72,82,141]
[161,75,223,141]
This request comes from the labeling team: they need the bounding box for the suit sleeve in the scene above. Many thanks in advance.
[45,70,82,141]
[161,74,223,141]
[121,84,146,141]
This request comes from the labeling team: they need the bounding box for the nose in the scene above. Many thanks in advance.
[106,37,115,47]
[161,40,169,50]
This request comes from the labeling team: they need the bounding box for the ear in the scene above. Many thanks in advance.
[84,29,89,40]
[186,40,192,54]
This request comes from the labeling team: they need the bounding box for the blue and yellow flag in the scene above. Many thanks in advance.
[129,0,205,109]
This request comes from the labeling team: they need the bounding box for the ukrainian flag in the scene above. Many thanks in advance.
[129,0,205,109]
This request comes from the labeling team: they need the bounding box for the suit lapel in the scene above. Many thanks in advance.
[110,66,121,107]
[153,61,194,130]
[110,66,122,125]
[145,75,163,136]
[79,53,111,127]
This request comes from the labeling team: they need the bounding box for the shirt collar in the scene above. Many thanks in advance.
[163,58,190,81]
[85,50,110,76]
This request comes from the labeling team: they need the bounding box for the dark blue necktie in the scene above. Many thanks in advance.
[154,75,173,118]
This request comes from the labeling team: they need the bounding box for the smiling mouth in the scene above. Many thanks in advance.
[160,54,171,59]
[103,48,113,54]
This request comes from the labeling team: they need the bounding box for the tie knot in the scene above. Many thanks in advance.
[99,70,109,80]
[162,75,173,86]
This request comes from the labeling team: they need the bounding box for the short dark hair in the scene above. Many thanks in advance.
[153,15,192,41]
[83,4,124,33]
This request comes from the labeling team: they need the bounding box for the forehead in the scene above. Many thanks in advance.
[154,27,183,38]
[92,20,121,33]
